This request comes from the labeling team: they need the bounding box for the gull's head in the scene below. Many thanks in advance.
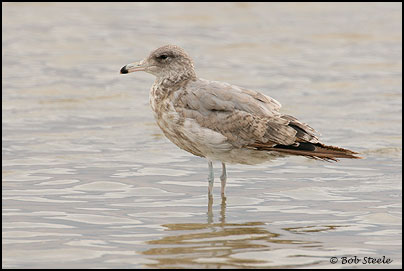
[120,45,196,80]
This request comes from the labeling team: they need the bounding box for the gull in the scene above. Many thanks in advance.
[120,45,361,197]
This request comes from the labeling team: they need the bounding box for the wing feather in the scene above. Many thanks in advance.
[175,78,318,148]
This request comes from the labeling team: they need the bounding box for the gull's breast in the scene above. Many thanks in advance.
[149,92,232,159]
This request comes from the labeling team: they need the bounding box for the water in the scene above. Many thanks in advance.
[2,2,402,269]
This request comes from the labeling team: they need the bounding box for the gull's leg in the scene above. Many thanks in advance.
[208,160,214,196]
[220,162,227,197]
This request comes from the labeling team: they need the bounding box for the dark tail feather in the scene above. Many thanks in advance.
[251,142,362,161]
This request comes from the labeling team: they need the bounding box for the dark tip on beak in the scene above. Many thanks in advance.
[120,66,128,74]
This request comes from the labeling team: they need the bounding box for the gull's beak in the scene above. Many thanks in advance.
[120,60,147,74]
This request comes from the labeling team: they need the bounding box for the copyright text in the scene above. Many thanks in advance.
[330,256,393,265]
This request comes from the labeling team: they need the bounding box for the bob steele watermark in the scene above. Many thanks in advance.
[330,256,393,265]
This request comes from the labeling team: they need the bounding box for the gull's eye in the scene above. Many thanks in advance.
[158,54,168,60]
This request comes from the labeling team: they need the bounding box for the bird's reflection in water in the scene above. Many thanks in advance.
[141,196,329,268]
[207,195,224,225]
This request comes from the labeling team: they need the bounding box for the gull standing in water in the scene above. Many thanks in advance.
[120,45,361,197]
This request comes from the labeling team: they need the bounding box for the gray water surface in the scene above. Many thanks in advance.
[2,2,402,269]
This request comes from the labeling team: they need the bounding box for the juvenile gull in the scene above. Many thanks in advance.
[120,45,361,196]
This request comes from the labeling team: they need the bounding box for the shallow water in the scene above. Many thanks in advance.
[2,2,402,269]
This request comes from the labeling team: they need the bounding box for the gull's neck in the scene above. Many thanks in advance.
[151,71,196,103]
[155,68,196,88]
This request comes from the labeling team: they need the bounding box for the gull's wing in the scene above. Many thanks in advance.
[175,78,319,148]
[179,78,282,117]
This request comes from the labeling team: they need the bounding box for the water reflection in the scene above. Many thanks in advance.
[284,225,347,234]
[141,197,324,268]
[207,195,225,224]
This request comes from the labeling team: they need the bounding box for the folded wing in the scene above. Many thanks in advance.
[176,79,313,140]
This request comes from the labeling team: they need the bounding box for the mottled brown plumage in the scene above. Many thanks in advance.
[120,44,361,195]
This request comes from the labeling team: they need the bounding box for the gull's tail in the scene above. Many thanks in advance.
[251,142,362,162]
